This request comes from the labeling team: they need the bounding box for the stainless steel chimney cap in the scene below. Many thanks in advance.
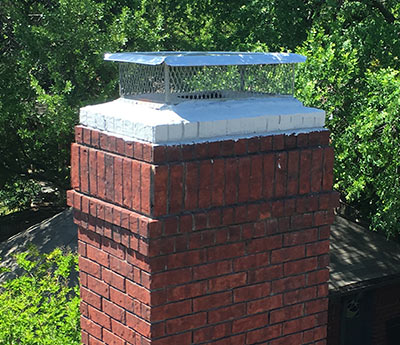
[104,51,306,66]
[104,51,306,104]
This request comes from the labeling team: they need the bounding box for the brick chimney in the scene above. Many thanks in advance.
[67,52,338,345]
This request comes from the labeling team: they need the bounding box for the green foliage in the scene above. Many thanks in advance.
[296,0,400,237]
[0,247,80,345]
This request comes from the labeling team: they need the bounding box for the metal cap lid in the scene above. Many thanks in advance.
[104,51,306,66]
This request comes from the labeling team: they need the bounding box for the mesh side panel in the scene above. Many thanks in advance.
[119,63,294,103]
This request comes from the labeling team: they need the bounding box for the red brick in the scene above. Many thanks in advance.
[126,311,151,337]
[126,280,151,305]
[104,154,114,201]
[167,281,207,302]
[88,305,111,330]
[225,158,238,204]
[193,291,232,312]
[260,136,273,152]
[270,304,304,324]
[286,151,299,196]
[96,151,105,199]
[80,147,89,194]
[212,159,225,206]
[270,333,302,345]
[317,283,329,298]
[318,254,330,269]
[249,155,263,201]
[311,148,323,192]
[208,303,246,323]
[193,322,231,343]
[198,160,212,208]
[314,210,335,226]
[299,149,312,194]
[234,281,270,302]
[102,267,125,291]
[193,261,232,280]
[153,145,165,162]
[234,252,269,271]
[131,160,141,211]
[152,300,192,322]
[305,298,328,315]
[151,268,192,289]
[271,245,305,264]
[221,139,235,156]
[165,144,181,161]
[152,333,191,345]
[86,244,109,267]
[79,256,100,278]
[212,334,246,345]
[234,138,247,155]
[167,250,205,269]
[247,137,259,153]
[297,194,319,213]
[103,299,125,323]
[194,213,207,230]
[307,269,330,286]
[87,275,109,298]
[246,324,282,344]
[169,163,184,214]
[275,152,287,198]
[81,286,101,309]
[141,163,152,215]
[284,257,318,276]
[238,157,251,202]
[247,235,282,254]
[80,301,89,317]
[208,242,245,261]
[111,319,136,344]
[284,286,316,305]
[232,312,269,333]
[306,240,330,257]
[103,328,125,345]
[208,272,247,293]
[75,126,83,143]
[71,144,80,189]
[110,286,135,312]
[113,156,123,205]
[273,134,285,150]
[271,275,306,294]
[103,238,126,260]
[285,134,297,149]
[142,142,152,161]
[291,213,313,230]
[322,147,334,191]
[81,316,102,340]
[109,256,135,281]
[181,143,195,160]
[248,264,283,284]
[247,294,282,314]
[283,314,316,335]
[166,312,206,334]
[263,153,275,199]
[284,229,318,246]
[184,162,198,210]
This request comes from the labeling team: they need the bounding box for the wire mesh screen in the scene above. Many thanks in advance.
[119,62,295,103]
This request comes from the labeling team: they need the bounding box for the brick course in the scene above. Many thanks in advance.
[69,126,338,344]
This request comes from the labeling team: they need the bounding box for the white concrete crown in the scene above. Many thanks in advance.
[79,97,326,144]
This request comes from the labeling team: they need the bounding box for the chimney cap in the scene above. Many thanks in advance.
[104,51,306,66]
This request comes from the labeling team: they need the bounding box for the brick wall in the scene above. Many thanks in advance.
[68,125,338,345]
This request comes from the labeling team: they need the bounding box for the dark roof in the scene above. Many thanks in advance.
[329,216,400,295]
